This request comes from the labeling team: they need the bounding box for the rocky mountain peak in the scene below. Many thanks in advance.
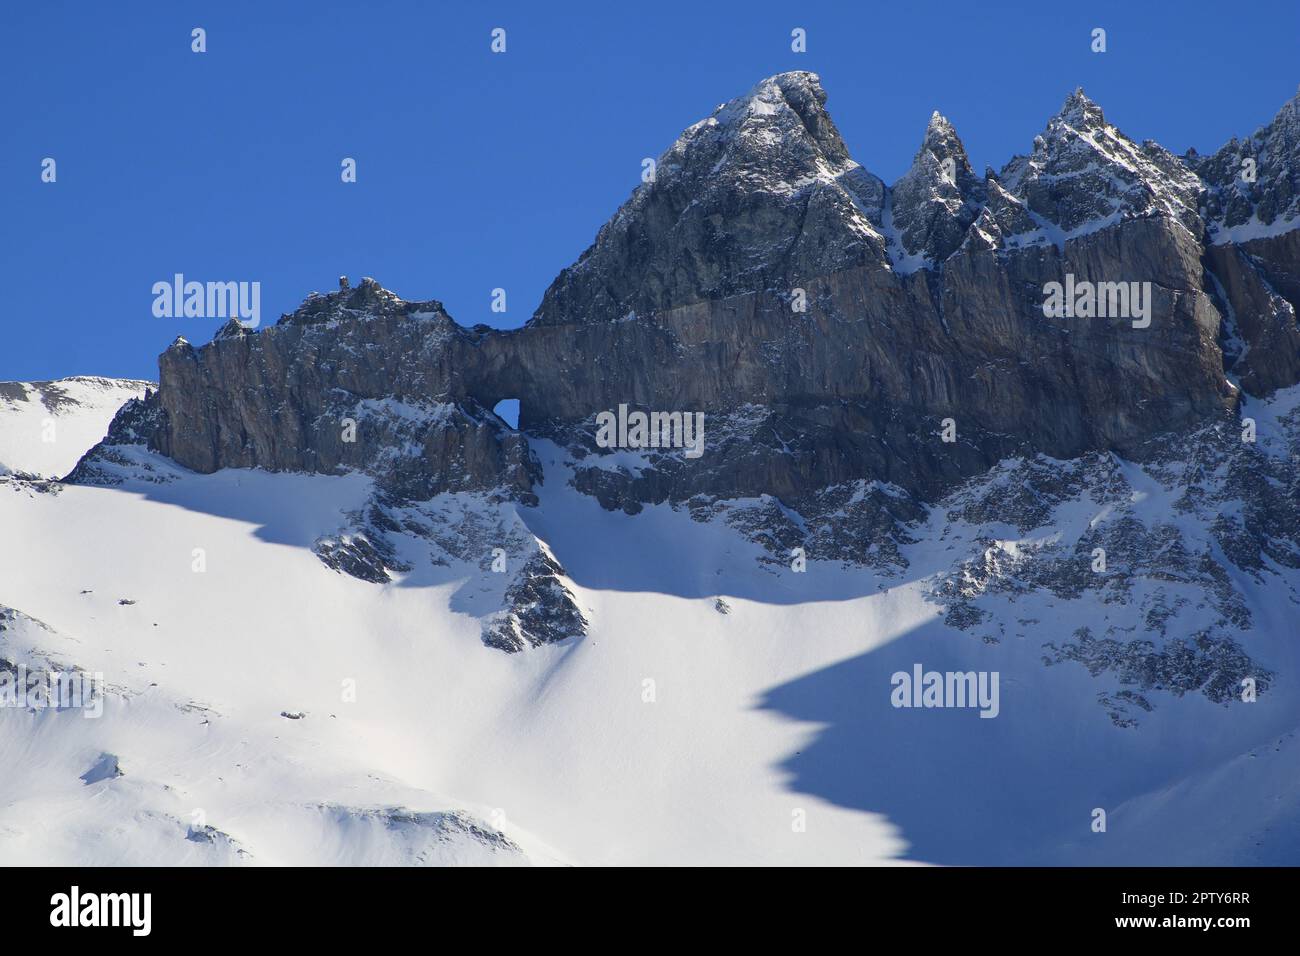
[279,276,433,328]
[213,317,250,340]
[886,109,986,268]
[528,71,888,327]
[1193,88,1300,241]
[75,74,1300,540]
[922,110,961,152]
[1055,87,1106,130]
[705,71,852,166]
[998,88,1201,237]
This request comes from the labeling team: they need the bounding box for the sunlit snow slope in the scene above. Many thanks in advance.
[0,377,152,479]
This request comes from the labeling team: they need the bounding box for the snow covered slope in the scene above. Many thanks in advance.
[0,377,152,479]
[3,386,1298,866]
[0,459,908,865]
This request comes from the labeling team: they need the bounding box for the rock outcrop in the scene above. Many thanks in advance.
[887,110,986,268]
[82,74,1300,504]
[1191,88,1300,243]
[143,279,538,503]
[71,72,1300,658]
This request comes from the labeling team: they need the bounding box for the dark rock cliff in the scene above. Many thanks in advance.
[70,73,1300,659]
[90,74,1300,507]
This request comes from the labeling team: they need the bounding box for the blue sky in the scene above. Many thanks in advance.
[3,0,1297,380]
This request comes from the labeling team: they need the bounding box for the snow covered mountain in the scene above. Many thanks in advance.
[0,376,152,479]
[1192,87,1300,244]
[4,72,1300,866]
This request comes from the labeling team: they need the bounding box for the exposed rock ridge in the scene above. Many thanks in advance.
[71,73,1300,578]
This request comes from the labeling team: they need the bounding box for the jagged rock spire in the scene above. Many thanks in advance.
[1192,86,1300,239]
[960,173,1038,253]
[1055,87,1106,129]
[887,110,986,268]
[998,88,1201,236]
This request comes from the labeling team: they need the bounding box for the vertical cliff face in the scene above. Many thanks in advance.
[79,73,1300,515]
[1187,93,1300,396]
[145,279,538,503]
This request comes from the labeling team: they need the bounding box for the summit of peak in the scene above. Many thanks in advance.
[1053,87,1106,128]
[927,110,955,133]
[651,69,857,181]
[529,71,888,325]
[917,109,966,158]
[712,71,825,119]
[888,109,985,268]
[272,277,450,330]
[748,70,823,96]
[706,70,838,152]
[1272,85,1300,124]
[998,86,1201,236]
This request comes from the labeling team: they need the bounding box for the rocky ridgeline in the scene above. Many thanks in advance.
[927,404,1300,724]
[73,72,1300,662]
[152,279,538,503]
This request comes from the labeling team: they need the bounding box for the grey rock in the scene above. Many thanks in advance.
[77,74,1300,512]
[888,111,986,266]
[67,71,1300,674]
[80,752,123,785]
[481,550,587,652]
[1191,90,1300,238]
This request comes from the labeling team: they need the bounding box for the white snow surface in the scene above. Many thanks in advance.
[0,376,152,479]
[1209,213,1300,245]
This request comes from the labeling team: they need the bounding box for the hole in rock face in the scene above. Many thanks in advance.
[492,399,520,430]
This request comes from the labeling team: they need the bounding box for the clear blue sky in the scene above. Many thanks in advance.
[3,0,1297,381]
